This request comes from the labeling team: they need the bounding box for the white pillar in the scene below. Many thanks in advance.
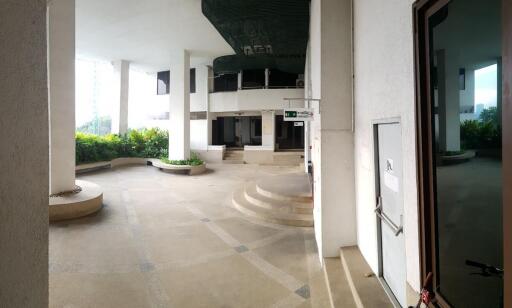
[265,68,270,89]
[48,0,76,195]
[310,0,356,258]
[112,60,130,135]
[169,50,191,160]
[238,71,243,90]
[437,50,461,152]
[304,103,311,173]
[261,110,275,150]
[304,42,312,173]
[207,66,214,146]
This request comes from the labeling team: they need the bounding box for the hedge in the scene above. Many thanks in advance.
[76,128,168,164]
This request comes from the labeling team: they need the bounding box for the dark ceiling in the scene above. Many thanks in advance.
[202,0,310,74]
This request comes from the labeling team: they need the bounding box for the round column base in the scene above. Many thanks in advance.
[49,180,103,222]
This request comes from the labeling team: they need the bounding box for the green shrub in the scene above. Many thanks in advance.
[76,128,169,164]
[460,107,501,150]
[159,152,204,166]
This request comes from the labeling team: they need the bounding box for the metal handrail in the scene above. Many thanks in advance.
[375,196,403,236]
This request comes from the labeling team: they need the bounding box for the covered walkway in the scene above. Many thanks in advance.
[49,164,330,307]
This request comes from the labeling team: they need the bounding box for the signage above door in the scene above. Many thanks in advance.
[283,108,314,121]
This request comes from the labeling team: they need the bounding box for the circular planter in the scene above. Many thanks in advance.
[49,180,103,222]
[151,159,207,175]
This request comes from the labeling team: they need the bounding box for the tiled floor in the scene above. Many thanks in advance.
[49,164,331,308]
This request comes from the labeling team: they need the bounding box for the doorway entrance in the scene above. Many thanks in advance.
[275,115,304,150]
[212,116,262,148]
[414,0,510,306]
[374,122,406,307]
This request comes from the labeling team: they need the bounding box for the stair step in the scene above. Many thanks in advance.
[232,188,313,227]
[222,160,245,164]
[244,183,313,214]
[338,247,396,307]
[256,183,312,203]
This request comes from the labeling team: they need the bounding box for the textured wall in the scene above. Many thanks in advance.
[0,0,49,306]
[353,0,420,291]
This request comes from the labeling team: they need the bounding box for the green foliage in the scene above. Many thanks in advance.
[160,152,204,166]
[479,106,498,124]
[76,128,169,164]
[460,107,501,149]
[77,116,112,136]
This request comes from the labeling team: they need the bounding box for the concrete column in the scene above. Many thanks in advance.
[111,60,130,135]
[169,50,191,160]
[0,1,48,306]
[261,111,275,149]
[265,68,270,89]
[304,103,311,173]
[48,0,76,195]
[436,49,461,152]
[309,0,356,258]
[207,66,214,146]
[304,43,312,173]
[238,70,243,90]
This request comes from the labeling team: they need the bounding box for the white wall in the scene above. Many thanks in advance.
[209,88,304,112]
[190,120,208,151]
[191,65,209,112]
[353,0,420,291]
[0,1,49,306]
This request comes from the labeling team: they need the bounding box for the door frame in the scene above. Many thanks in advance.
[373,117,403,308]
[412,0,512,307]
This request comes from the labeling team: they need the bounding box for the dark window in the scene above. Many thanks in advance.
[156,69,197,95]
[190,68,196,93]
[242,69,265,89]
[253,118,262,137]
[157,71,170,95]
[214,73,238,92]
[269,70,301,88]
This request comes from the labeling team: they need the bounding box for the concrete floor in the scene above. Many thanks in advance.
[49,164,331,308]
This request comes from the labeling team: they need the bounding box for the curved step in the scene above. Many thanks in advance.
[255,174,312,203]
[232,188,313,227]
[244,183,313,215]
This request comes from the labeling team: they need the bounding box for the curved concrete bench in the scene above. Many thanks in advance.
[151,159,207,175]
[76,157,207,176]
[49,180,103,222]
[440,150,476,165]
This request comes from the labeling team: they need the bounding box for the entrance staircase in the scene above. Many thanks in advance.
[232,173,313,227]
[223,150,244,164]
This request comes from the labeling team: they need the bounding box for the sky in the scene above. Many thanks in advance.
[474,64,498,109]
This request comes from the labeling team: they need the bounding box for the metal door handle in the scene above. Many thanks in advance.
[375,196,403,236]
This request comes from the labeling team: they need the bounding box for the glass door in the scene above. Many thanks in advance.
[417,0,504,306]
